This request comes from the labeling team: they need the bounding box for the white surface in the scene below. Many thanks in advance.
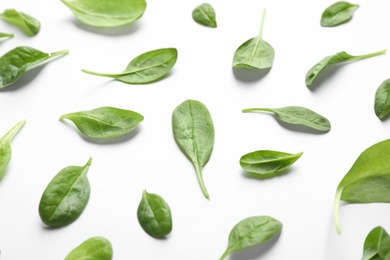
[0,0,389,259]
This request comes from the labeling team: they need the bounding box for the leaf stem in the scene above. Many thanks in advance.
[194,162,210,199]
[2,119,26,142]
[219,249,230,260]
[50,49,69,58]
[82,69,120,78]
[242,108,273,113]
[334,189,342,234]
[258,8,266,41]
[86,157,93,167]
[352,49,386,61]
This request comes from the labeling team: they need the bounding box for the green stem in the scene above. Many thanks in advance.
[82,69,121,78]
[219,249,230,260]
[85,157,93,167]
[351,49,386,61]
[194,162,210,200]
[2,119,26,142]
[0,32,13,38]
[242,108,273,113]
[50,49,69,58]
[334,189,342,234]
[258,8,266,41]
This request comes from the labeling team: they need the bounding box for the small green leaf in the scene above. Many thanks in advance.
[219,216,282,260]
[192,3,217,28]
[242,106,331,132]
[240,150,303,178]
[374,79,390,120]
[60,106,144,139]
[137,190,173,238]
[362,226,390,260]
[306,50,386,88]
[61,0,146,28]
[39,158,92,228]
[321,2,359,27]
[0,9,40,36]
[82,48,178,84]
[0,46,68,89]
[65,236,113,260]
[233,9,274,70]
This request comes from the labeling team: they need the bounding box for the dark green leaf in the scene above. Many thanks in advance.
[321,2,359,27]
[334,139,390,234]
[65,236,113,260]
[61,0,146,28]
[242,106,331,132]
[60,106,143,139]
[192,3,217,28]
[39,158,92,227]
[362,226,390,260]
[172,99,214,199]
[306,50,386,87]
[220,216,282,260]
[82,48,178,84]
[374,79,390,120]
[0,46,68,89]
[0,9,40,36]
[137,190,172,238]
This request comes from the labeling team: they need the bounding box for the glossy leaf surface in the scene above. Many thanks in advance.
[334,139,390,234]
[172,99,214,199]
[240,150,303,178]
[0,120,25,180]
[362,226,390,260]
[83,48,177,84]
[321,2,359,27]
[192,3,217,28]
[60,106,143,139]
[306,50,386,87]
[220,216,282,260]
[242,106,331,132]
[137,190,172,238]
[61,0,146,27]
[0,9,40,35]
[65,236,113,260]
[39,158,92,227]
[0,46,68,89]
[233,9,274,70]
[375,79,390,120]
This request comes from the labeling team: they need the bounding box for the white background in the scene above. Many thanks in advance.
[0,0,389,259]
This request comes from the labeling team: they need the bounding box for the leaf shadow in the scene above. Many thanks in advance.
[0,67,44,92]
[233,68,270,83]
[307,64,346,92]
[70,18,141,36]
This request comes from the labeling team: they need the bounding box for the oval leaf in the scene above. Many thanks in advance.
[321,2,359,27]
[82,48,178,84]
[334,139,390,234]
[61,0,146,28]
[192,3,217,28]
[362,226,390,260]
[242,106,331,132]
[374,79,390,120]
[39,158,92,227]
[0,9,40,36]
[65,236,113,260]
[240,150,303,178]
[137,190,173,238]
[172,99,214,199]
[60,106,144,139]
[220,216,282,260]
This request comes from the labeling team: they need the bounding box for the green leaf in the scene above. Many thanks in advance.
[0,32,13,42]
[82,48,178,84]
[65,236,113,260]
[362,226,390,260]
[61,0,146,28]
[0,120,26,180]
[60,106,143,139]
[192,3,217,28]
[306,50,386,88]
[242,106,331,132]
[0,46,68,89]
[321,2,359,27]
[334,139,390,234]
[219,216,282,260]
[240,150,303,178]
[374,79,390,120]
[39,158,92,227]
[0,9,40,36]
[232,9,274,70]
[172,99,214,199]
[137,190,173,238]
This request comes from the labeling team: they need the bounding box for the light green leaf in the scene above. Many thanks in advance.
[0,9,40,36]
[192,3,217,28]
[321,2,359,27]
[374,79,390,120]
[65,236,113,260]
[362,226,390,260]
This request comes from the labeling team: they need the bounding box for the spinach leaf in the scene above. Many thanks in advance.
[65,236,113,260]
[0,32,13,42]
[39,158,92,227]
[240,150,303,178]
[232,9,274,70]
[61,0,146,28]
[172,99,214,199]
[192,3,217,28]
[0,9,40,36]
[321,2,359,27]
[362,226,390,260]
[0,120,26,180]
[306,50,386,87]
[137,190,172,238]
[0,46,68,89]
[375,79,390,120]
[242,106,331,132]
[82,48,177,84]
[220,216,282,260]
[60,106,143,139]
[334,139,390,234]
